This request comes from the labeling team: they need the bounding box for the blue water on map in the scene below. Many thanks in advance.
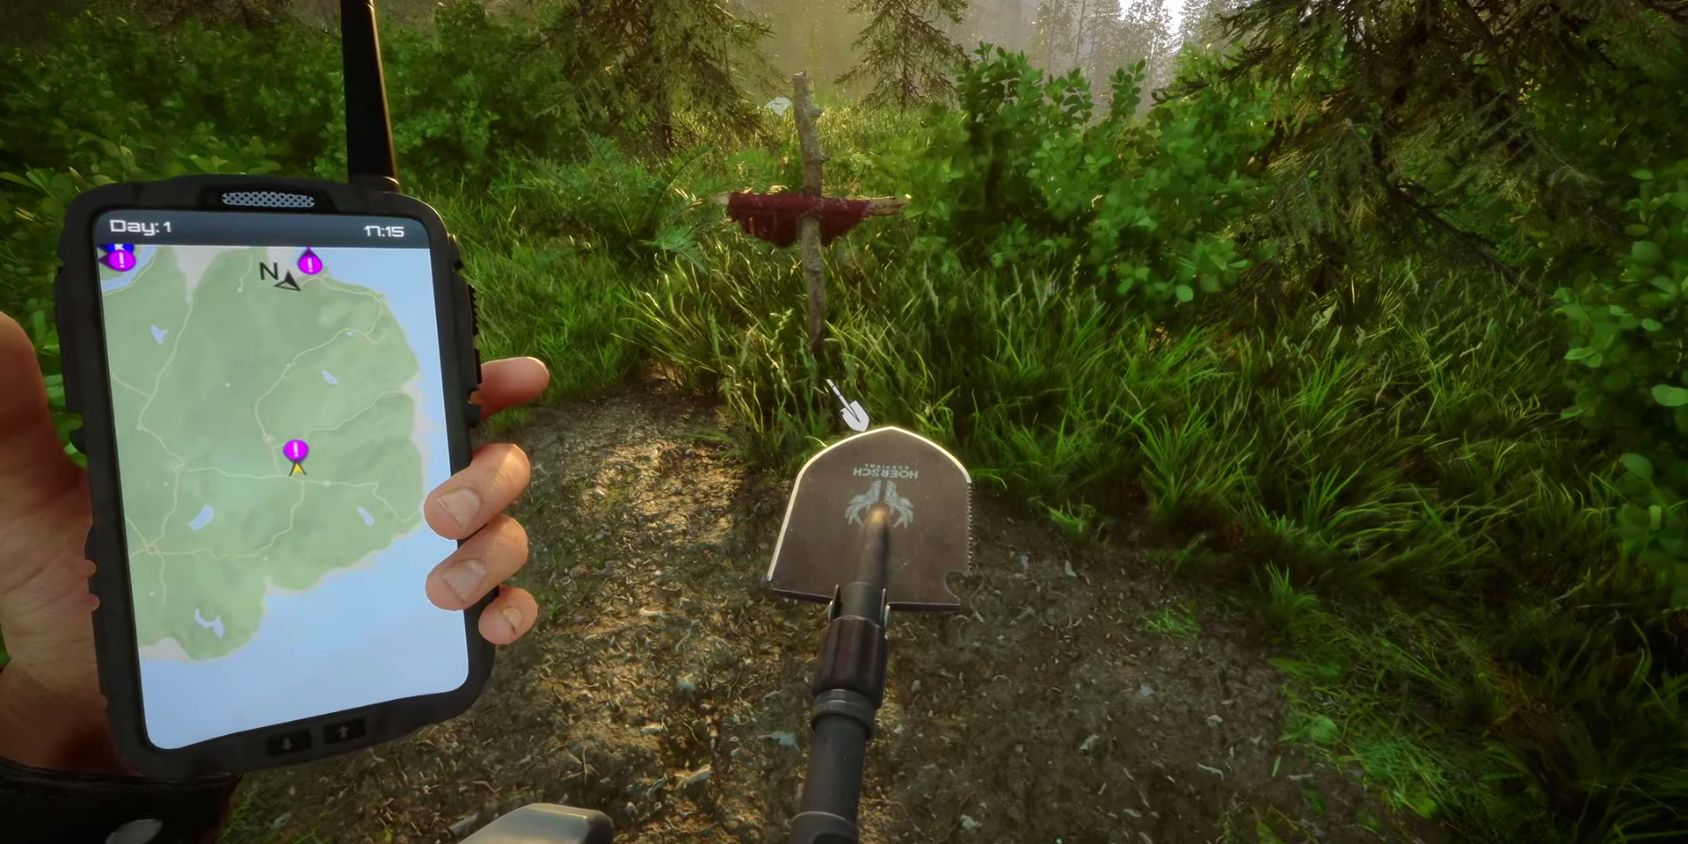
[138,244,470,749]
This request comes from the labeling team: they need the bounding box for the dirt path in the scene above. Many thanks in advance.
[228,379,1439,844]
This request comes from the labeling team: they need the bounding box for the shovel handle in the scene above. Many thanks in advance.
[789,506,894,843]
[790,690,875,844]
[791,574,887,844]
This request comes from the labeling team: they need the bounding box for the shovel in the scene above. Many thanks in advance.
[461,426,971,844]
[767,426,973,844]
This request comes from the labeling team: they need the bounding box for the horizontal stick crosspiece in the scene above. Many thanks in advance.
[721,193,906,247]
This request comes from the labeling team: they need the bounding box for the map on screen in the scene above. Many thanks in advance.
[96,212,468,750]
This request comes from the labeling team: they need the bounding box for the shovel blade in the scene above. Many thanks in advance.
[767,426,972,611]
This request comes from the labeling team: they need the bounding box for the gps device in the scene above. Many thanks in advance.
[50,1,491,778]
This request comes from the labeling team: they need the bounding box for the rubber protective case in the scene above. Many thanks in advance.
[52,174,491,778]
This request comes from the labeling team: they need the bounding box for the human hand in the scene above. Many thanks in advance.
[0,311,548,773]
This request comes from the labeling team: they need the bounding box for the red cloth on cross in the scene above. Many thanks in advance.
[726,192,872,248]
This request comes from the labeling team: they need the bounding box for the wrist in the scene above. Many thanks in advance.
[0,663,128,774]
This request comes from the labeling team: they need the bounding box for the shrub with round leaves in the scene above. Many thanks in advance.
[894,46,1271,320]
[1555,162,1688,602]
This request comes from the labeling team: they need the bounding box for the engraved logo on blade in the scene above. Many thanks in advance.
[852,463,918,479]
[844,479,914,527]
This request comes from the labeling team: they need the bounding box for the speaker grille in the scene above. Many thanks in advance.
[221,191,316,209]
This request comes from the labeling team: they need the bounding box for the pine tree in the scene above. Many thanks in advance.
[737,0,865,92]
[951,0,1051,61]
[1076,0,1123,75]
[1033,0,1081,72]
[838,0,970,107]
[1176,0,1236,50]
[532,0,774,151]
[1118,0,1174,104]
[1078,0,1129,101]
[1217,0,1688,281]
[133,0,291,29]
[804,9,826,78]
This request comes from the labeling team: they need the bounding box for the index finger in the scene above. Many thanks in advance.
[475,357,549,418]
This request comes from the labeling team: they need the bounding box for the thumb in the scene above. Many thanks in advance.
[0,312,82,519]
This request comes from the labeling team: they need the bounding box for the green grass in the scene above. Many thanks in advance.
[1141,603,1202,639]
[621,218,1686,838]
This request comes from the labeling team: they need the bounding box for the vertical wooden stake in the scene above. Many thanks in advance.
[793,72,827,359]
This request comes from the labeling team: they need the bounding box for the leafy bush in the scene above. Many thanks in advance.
[895,46,1270,316]
[382,0,599,187]
[0,12,331,184]
[1556,163,1688,603]
[0,0,762,203]
[506,139,718,269]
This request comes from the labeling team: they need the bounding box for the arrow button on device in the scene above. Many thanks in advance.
[323,718,367,745]
[265,729,312,756]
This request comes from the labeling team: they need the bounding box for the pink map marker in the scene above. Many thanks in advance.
[283,438,310,476]
[297,248,323,276]
[104,249,136,272]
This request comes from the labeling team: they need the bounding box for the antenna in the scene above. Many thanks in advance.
[341,0,400,193]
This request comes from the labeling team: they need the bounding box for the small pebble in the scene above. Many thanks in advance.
[960,815,983,832]
[1138,683,1154,698]
[677,674,698,693]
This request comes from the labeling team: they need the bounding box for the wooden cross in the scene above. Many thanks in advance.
[716,72,906,358]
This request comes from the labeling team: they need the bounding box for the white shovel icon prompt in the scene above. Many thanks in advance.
[826,379,870,432]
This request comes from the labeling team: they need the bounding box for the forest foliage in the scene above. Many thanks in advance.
[3,0,1688,840]
[838,0,969,107]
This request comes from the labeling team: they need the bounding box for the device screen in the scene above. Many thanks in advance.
[92,209,468,750]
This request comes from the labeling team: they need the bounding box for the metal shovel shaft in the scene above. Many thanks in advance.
[852,504,890,594]
[790,693,872,843]
[789,506,892,844]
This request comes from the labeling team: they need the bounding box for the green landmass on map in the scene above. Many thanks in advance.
[102,247,424,660]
